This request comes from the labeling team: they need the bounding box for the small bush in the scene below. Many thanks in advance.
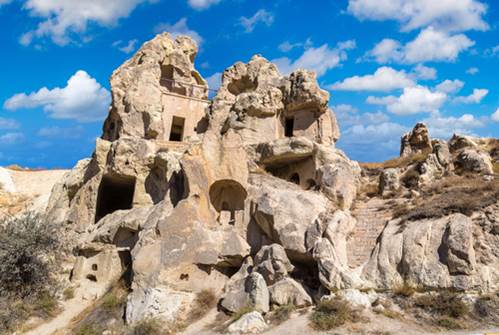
[414,292,468,318]
[393,283,416,297]
[268,304,295,325]
[31,291,59,318]
[0,213,61,298]
[102,292,124,311]
[436,317,462,329]
[188,289,216,321]
[74,324,103,335]
[309,298,362,331]
[131,317,164,335]
[231,306,255,322]
[63,287,75,300]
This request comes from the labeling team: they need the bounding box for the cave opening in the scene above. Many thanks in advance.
[95,175,136,223]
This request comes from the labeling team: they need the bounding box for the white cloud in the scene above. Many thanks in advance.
[423,112,485,138]
[113,39,138,54]
[154,18,203,45]
[367,85,447,115]
[239,9,274,33]
[4,70,110,122]
[404,27,474,63]
[333,104,391,128]
[0,132,24,145]
[38,126,84,139]
[187,0,221,10]
[343,122,408,145]
[272,40,355,77]
[411,64,437,80]
[491,108,499,122]
[278,38,313,53]
[19,0,152,46]
[435,79,464,94]
[347,0,488,32]
[453,88,488,104]
[0,117,19,129]
[466,67,479,75]
[330,66,415,92]
[367,27,474,64]
[0,0,12,6]
[205,72,222,91]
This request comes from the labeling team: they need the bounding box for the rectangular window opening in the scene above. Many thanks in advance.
[285,117,294,137]
[169,116,185,142]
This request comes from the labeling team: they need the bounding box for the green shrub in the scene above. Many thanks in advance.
[131,317,164,335]
[0,213,61,298]
[74,324,103,335]
[436,317,462,329]
[231,306,255,322]
[63,287,75,300]
[102,292,123,311]
[268,304,295,325]
[309,298,361,331]
[414,292,468,318]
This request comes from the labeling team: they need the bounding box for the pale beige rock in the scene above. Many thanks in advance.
[227,311,267,334]
[400,123,432,157]
[268,277,313,307]
[378,168,400,194]
[455,149,493,174]
[254,244,294,285]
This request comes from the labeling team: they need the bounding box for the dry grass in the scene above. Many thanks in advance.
[188,289,217,321]
[231,305,255,322]
[360,149,431,170]
[130,317,165,335]
[414,292,469,319]
[309,298,362,331]
[393,283,417,297]
[267,304,296,325]
[63,287,75,301]
[393,175,499,221]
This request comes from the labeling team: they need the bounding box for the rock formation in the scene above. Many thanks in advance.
[42,34,498,332]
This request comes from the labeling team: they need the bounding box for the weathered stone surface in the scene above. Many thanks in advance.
[268,277,312,307]
[253,244,294,285]
[378,168,400,194]
[455,149,493,174]
[400,123,432,157]
[227,311,267,334]
[363,214,497,292]
[220,271,269,314]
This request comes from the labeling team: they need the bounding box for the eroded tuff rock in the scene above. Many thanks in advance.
[44,33,497,329]
[400,122,432,157]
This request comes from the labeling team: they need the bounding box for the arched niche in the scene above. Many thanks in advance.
[209,179,247,225]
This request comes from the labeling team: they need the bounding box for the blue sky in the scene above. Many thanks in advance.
[0,0,498,168]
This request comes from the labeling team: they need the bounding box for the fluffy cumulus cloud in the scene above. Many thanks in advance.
[347,0,488,32]
[423,112,485,138]
[367,27,474,64]
[330,66,415,92]
[19,0,153,46]
[239,9,274,33]
[0,117,19,129]
[453,88,488,104]
[367,85,447,115]
[187,0,221,10]
[272,40,355,77]
[4,70,110,122]
[435,79,464,94]
[154,18,203,45]
[278,38,313,52]
[491,108,499,122]
[411,64,437,80]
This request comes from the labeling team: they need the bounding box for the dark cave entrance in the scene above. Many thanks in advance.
[95,174,136,223]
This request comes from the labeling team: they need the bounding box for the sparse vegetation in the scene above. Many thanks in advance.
[309,298,362,331]
[267,304,296,325]
[380,309,402,319]
[231,305,255,322]
[63,287,75,300]
[360,149,431,170]
[0,213,62,333]
[394,175,499,221]
[414,292,469,319]
[435,316,462,329]
[131,317,164,335]
[102,291,125,311]
[393,283,417,297]
[74,324,104,335]
[188,289,216,321]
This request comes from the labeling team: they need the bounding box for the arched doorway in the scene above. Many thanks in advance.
[209,179,247,225]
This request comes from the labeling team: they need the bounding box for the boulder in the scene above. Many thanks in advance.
[378,168,400,194]
[221,269,270,314]
[400,123,432,157]
[455,149,493,174]
[253,244,294,285]
[268,278,312,307]
[227,311,268,334]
